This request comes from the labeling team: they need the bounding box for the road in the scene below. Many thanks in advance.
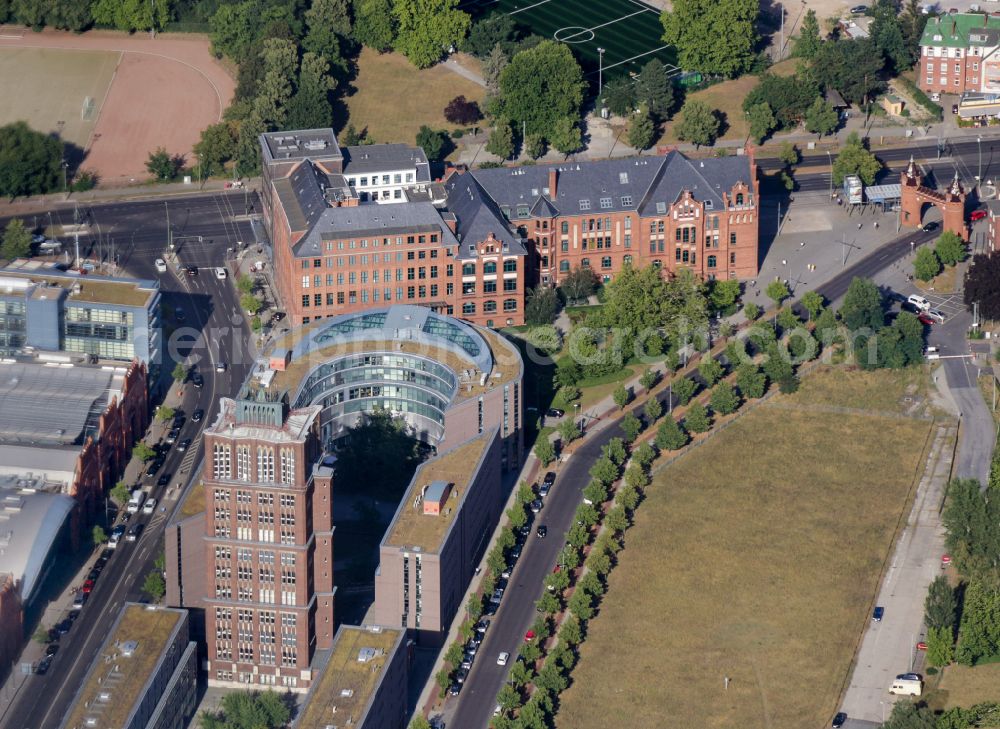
[0,191,257,729]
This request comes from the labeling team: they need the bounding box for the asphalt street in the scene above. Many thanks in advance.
[0,192,257,729]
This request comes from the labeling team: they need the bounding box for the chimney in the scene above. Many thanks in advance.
[548,168,558,200]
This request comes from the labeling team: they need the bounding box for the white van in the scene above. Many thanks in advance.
[907,294,931,311]
[127,488,145,514]
[889,678,922,696]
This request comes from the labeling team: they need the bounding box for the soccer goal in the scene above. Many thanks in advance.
[81,96,95,121]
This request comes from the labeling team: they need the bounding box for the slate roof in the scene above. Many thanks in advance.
[274,162,328,233]
[292,202,459,257]
[442,174,528,260]
[920,13,1000,48]
[343,144,431,182]
[469,152,753,219]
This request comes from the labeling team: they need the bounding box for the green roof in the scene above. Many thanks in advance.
[921,13,1000,48]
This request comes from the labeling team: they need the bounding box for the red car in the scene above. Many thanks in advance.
[524,630,536,642]
[970,210,988,222]
[918,313,935,326]
[81,580,94,594]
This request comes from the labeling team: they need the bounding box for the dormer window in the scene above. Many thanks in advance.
[579,200,591,210]
[705,200,714,209]
[619,172,629,184]
[736,193,744,206]
[600,197,612,209]
[655,202,667,214]
[516,205,530,218]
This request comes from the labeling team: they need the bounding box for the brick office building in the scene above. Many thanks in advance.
[260,129,759,329]
[166,392,335,691]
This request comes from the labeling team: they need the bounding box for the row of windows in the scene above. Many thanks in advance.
[213,445,296,484]
[347,172,414,187]
[461,299,518,315]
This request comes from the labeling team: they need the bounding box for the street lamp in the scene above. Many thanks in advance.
[61,159,68,193]
[978,135,983,183]
[597,47,606,99]
[826,150,833,200]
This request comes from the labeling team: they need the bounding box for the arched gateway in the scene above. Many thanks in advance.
[899,156,968,240]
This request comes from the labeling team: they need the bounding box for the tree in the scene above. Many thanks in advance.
[0,121,63,199]
[194,122,238,178]
[525,133,546,160]
[765,279,790,308]
[925,576,957,632]
[710,382,739,415]
[509,659,532,688]
[869,0,909,73]
[550,116,584,156]
[1,219,31,260]
[674,100,720,148]
[603,77,637,117]
[415,125,450,161]
[636,58,675,119]
[639,368,660,391]
[914,246,941,282]
[644,395,663,423]
[814,38,885,106]
[559,267,598,304]
[926,625,954,668]
[881,701,937,729]
[91,0,169,32]
[493,41,585,141]
[92,525,107,547]
[804,97,839,139]
[481,43,508,95]
[461,13,520,58]
[355,0,396,51]
[956,579,1000,664]
[744,301,761,321]
[201,690,290,729]
[794,8,821,59]
[285,53,336,131]
[392,0,471,69]
[777,142,800,168]
[839,277,884,331]
[558,418,581,444]
[900,0,928,66]
[485,122,515,160]
[303,0,352,63]
[410,717,433,729]
[132,442,156,463]
[936,231,966,267]
[496,684,520,714]
[583,480,608,506]
[145,147,183,181]
[832,132,881,186]
[965,251,1000,321]
[444,96,482,126]
[568,587,594,620]
[661,0,759,77]
[634,441,657,468]
[746,101,776,144]
[534,438,555,466]
[143,570,166,601]
[801,290,825,321]
[736,363,767,399]
[627,109,657,151]
[240,293,263,315]
[613,384,631,410]
[111,481,131,506]
[743,73,820,130]
[684,401,711,433]
[157,406,176,423]
[672,377,697,406]
[621,412,642,443]
[698,357,724,387]
[590,457,619,487]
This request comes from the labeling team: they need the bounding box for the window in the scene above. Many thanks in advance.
[599,197,612,209]
[237,447,250,481]
[257,447,274,483]
[730,232,737,245]
[621,195,633,207]
[561,240,568,252]
[561,221,569,234]
[280,449,295,485]
[623,254,633,265]
[581,257,590,268]
[707,255,717,269]
[624,234,631,248]
[484,280,497,293]
[579,200,591,210]
[730,251,736,265]
[619,172,629,184]
[463,282,476,295]
[213,444,231,479]
[462,263,475,276]
[503,298,517,312]
[601,256,612,269]
[462,302,476,315]
[483,261,497,274]
[484,300,497,313]
[560,260,570,272]
[656,202,667,214]
[516,205,530,218]
[735,193,744,205]
[301,295,309,308]
[503,259,517,272]
[503,279,517,291]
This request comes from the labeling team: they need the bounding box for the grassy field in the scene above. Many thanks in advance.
[791,364,928,413]
[344,48,486,148]
[931,663,1000,710]
[556,368,933,729]
[0,47,118,149]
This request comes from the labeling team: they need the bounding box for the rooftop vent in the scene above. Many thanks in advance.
[121,641,138,657]
[357,648,377,663]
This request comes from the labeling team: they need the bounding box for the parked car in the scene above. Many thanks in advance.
[926,309,946,324]
[215,267,227,280]
[539,482,550,498]
[448,683,462,696]
[907,294,931,311]
[184,266,198,277]
[126,524,143,542]
[82,579,94,594]
[55,619,72,635]
[465,640,478,656]
[918,313,936,326]
[536,525,548,538]
[897,672,921,681]
[524,630,536,642]
[873,606,885,622]
[143,498,157,514]
[455,667,469,684]
[922,221,939,232]
[35,656,52,675]
[154,258,167,273]
[44,644,58,657]
[530,499,543,513]
[177,438,191,452]
[157,474,170,487]
[545,408,565,418]
[497,651,510,666]
[145,460,163,478]
[490,588,504,603]
[216,362,227,373]
[542,472,556,487]
[191,409,204,423]
[850,3,868,12]
[87,569,100,581]
[971,209,988,222]
[510,544,522,560]
[832,713,847,728]
[476,618,490,635]
[72,593,87,609]
[192,373,203,388]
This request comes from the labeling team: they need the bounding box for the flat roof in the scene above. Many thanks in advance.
[385,432,491,552]
[178,481,205,519]
[297,625,402,729]
[342,143,430,181]
[64,604,184,729]
[261,129,342,165]
[0,361,128,445]
[0,266,158,308]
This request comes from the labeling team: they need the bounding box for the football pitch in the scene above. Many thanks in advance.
[461,0,678,84]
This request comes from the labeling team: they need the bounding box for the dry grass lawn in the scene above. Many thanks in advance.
[660,74,759,144]
[930,662,1000,710]
[556,368,933,729]
[915,265,959,294]
[789,364,928,413]
[344,48,486,147]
